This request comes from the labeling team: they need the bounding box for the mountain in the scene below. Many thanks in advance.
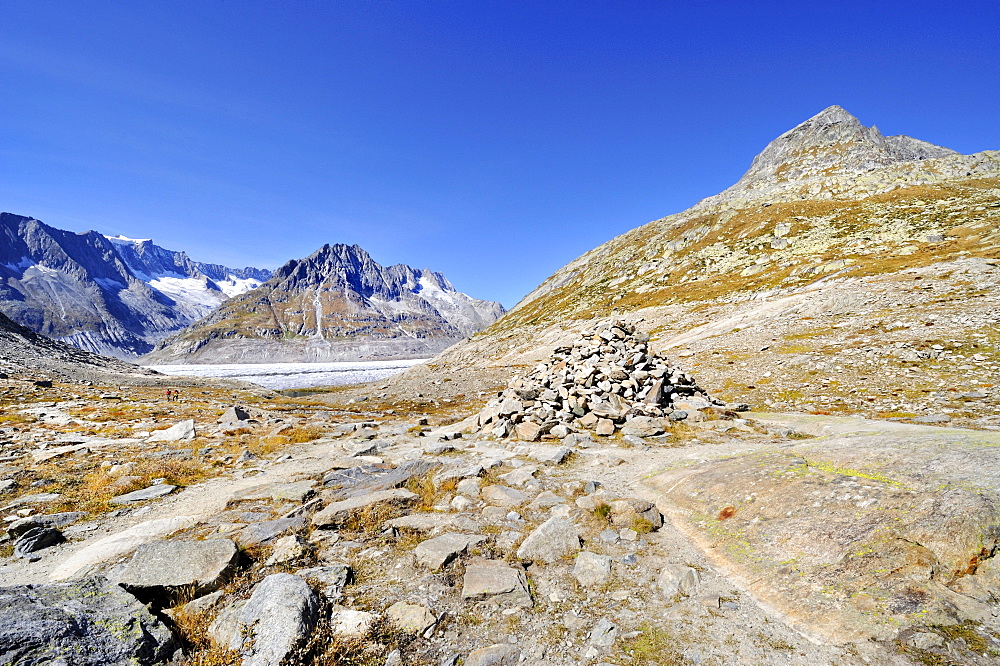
[0,213,271,358]
[393,106,1000,424]
[0,310,158,382]
[143,243,505,363]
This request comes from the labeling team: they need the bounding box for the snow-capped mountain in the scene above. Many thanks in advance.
[144,243,505,364]
[0,212,271,358]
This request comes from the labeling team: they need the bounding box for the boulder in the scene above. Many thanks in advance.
[50,515,201,581]
[208,573,319,666]
[329,607,376,637]
[0,577,177,665]
[516,517,581,563]
[118,539,239,598]
[148,419,195,442]
[13,527,64,559]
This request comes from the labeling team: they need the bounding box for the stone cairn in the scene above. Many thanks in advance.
[477,320,725,441]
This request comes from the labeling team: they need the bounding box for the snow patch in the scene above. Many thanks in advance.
[94,277,126,290]
[149,276,226,308]
[216,275,263,298]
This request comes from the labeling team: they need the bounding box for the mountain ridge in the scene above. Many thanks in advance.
[0,213,272,358]
[143,243,505,364]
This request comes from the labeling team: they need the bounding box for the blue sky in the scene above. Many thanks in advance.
[2,1,998,308]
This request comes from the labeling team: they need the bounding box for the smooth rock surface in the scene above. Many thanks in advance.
[118,539,238,595]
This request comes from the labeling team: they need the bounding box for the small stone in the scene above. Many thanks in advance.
[589,618,619,647]
[296,563,351,600]
[386,601,436,634]
[452,495,475,511]
[657,564,701,599]
[573,551,612,587]
[595,419,615,436]
[330,607,377,637]
[481,485,529,508]
[265,535,311,566]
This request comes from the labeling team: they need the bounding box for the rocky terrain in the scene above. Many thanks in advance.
[2,105,999,665]
[0,213,271,358]
[144,243,505,365]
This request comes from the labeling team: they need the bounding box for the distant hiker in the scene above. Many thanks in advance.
[165,389,172,401]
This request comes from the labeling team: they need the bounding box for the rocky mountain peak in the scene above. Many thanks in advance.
[709,105,962,206]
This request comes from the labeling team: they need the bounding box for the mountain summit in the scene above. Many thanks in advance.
[710,105,968,206]
[144,243,504,363]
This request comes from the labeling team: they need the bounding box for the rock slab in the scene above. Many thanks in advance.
[118,539,239,595]
[0,576,177,665]
[516,516,581,563]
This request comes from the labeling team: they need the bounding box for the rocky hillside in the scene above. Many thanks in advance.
[400,106,1000,431]
[144,243,505,364]
[0,213,271,358]
[0,310,161,384]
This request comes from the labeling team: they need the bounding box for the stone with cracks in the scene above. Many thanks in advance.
[461,558,532,607]
[13,527,64,558]
[118,539,239,597]
[414,532,487,570]
[208,573,319,666]
[296,563,351,600]
[311,488,419,528]
[620,416,666,437]
[657,565,701,599]
[516,516,581,563]
[0,576,177,665]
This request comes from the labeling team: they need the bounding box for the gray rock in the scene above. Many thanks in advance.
[323,460,437,498]
[464,644,520,666]
[498,466,537,487]
[481,485,529,508]
[231,480,316,503]
[118,539,239,596]
[595,419,616,436]
[456,477,482,496]
[237,516,307,547]
[311,488,419,529]
[296,563,351,600]
[385,601,436,634]
[620,416,665,438]
[7,511,85,539]
[414,532,486,570]
[913,414,952,424]
[461,559,532,607]
[264,535,311,566]
[573,551,612,587]
[0,576,177,665]
[516,516,581,563]
[589,618,619,647]
[147,419,195,442]
[219,405,252,424]
[13,527,64,559]
[529,445,572,465]
[208,573,319,666]
[657,564,701,599]
[109,484,176,505]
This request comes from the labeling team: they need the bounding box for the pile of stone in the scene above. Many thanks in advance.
[477,320,724,440]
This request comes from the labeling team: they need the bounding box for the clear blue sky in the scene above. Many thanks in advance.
[2,1,998,308]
